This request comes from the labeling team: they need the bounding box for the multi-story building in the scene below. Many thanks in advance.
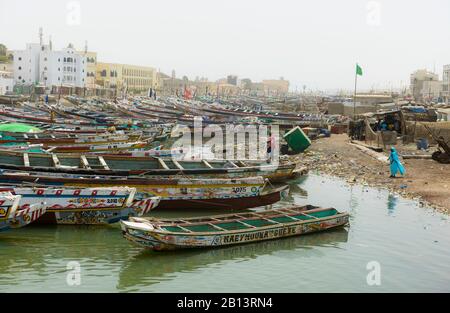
[78,50,97,89]
[227,75,238,86]
[421,80,442,102]
[14,42,87,90]
[262,78,290,95]
[410,69,440,102]
[443,64,450,103]
[122,64,157,93]
[13,43,43,86]
[96,62,157,94]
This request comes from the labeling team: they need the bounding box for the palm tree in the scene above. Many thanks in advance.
[0,44,8,63]
[0,44,6,56]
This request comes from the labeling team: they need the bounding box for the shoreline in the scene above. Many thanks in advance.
[292,134,450,214]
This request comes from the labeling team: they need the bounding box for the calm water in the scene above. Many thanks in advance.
[1,174,449,292]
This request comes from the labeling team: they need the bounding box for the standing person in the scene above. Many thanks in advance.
[267,133,276,158]
[389,147,405,178]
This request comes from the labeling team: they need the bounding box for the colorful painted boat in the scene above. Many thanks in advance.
[120,206,350,251]
[0,193,46,232]
[0,149,306,182]
[0,170,287,210]
[0,186,159,225]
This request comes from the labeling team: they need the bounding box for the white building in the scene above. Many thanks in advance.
[13,43,43,86]
[410,69,440,102]
[421,80,442,102]
[443,64,450,104]
[14,41,87,90]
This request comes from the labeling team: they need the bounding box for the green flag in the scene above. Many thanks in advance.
[356,64,363,76]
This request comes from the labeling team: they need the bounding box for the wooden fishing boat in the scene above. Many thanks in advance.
[0,193,46,232]
[0,131,144,146]
[0,107,115,127]
[0,149,307,182]
[0,186,160,225]
[45,141,149,153]
[0,170,288,210]
[120,206,350,251]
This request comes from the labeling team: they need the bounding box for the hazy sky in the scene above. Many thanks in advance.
[1,0,449,92]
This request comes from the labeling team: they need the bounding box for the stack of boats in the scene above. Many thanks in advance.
[0,98,349,251]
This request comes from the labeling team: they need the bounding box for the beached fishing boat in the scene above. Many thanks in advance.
[0,149,306,182]
[0,193,46,232]
[0,186,159,225]
[44,141,149,153]
[0,170,287,210]
[120,206,350,250]
[0,131,144,146]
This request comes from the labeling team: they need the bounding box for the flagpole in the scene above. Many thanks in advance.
[353,63,358,119]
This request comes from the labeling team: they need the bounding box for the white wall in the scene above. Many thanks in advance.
[13,43,42,85]
[0,76,14,95]
[13,43,87,89]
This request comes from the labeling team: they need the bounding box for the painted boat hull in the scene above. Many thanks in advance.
[0,186,160,225]
[0,194,46,232]
[35,205,151,225]
[155,186,288,210]
[0,171,279,210]
[120,209,349,251]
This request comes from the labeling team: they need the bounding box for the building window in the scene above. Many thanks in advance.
[18,66,22,70]
[44,67,47,71]
[18,57,22,61]
[18,76,22,80]
[44,57,47,61]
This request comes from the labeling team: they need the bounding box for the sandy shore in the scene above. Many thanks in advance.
[292,134,450,213]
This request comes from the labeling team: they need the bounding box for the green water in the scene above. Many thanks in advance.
[1,174,449,292]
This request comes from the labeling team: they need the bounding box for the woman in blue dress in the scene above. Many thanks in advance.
[389,147,405,178]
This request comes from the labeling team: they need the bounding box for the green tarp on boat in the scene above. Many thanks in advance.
[0,123,43,133]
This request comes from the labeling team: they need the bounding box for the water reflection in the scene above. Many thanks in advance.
[117,228,348,291]
[387,194,398,215]
[2,173,450,292]
[0,225,131,285]
[284,183,308,200]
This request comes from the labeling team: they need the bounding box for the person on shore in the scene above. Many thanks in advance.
[389,147,405,178]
